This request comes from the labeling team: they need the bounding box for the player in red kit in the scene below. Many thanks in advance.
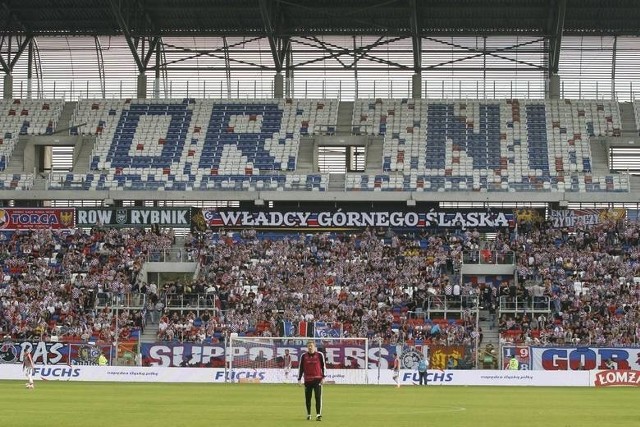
[298,341,326,421]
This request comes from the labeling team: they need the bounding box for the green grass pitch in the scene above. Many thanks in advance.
[1,381,638,427]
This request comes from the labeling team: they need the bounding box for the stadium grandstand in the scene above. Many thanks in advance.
[0,0,639,374]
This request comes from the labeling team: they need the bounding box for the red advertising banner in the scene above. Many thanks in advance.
[594,370,640,387]
[0,208,75,230]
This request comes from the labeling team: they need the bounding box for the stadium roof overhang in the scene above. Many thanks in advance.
[0,0,638,77]
[1,0,639,38]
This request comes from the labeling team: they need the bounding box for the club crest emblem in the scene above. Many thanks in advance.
[115,209,127,224]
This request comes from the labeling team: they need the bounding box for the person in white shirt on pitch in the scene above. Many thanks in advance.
[23,352,35,389]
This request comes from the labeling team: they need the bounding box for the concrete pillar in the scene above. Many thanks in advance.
[153,78,160,99]
[43,145,53,173]
[137,73,148,99]
[274,72,284,98]
[3,74,13,99]
[412,73,422,99]
[547,74,561,99]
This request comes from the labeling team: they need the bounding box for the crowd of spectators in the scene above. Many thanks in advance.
[165,227,484,346]
[0,227,173,343]
[1,214,639,350]
[494,217,640,347]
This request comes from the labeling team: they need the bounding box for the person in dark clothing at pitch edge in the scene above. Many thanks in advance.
[298,341,326,421]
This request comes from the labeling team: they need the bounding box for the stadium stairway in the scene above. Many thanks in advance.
[618,102,637,136]
[140,321,159,343]
[297,136,314,172]
[365,136,384,172]
[72,135,97,173]
[478,309,500,357]
[57,101,77,134]
[328,173,346,190]
[336,101,354,135]
[3,138,27,173]
[628,175,640,192]
[588,138,611,175]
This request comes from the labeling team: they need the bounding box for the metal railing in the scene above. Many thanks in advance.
[164,293,217,311]
[313,123,373,136]
[424,294,480,315]
[95,292,147,309]
[12,78,640,102]
[463,251,515,265]
[498,296,551,313]
[33,172,633,194]
[146,248,195,263]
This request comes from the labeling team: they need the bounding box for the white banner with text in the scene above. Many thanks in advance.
[0,365,593,386]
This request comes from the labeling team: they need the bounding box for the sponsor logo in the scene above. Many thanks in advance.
[402,371,454,383]
[34,367,81,378]
[594,370,640,387]
[214,370,266,381]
